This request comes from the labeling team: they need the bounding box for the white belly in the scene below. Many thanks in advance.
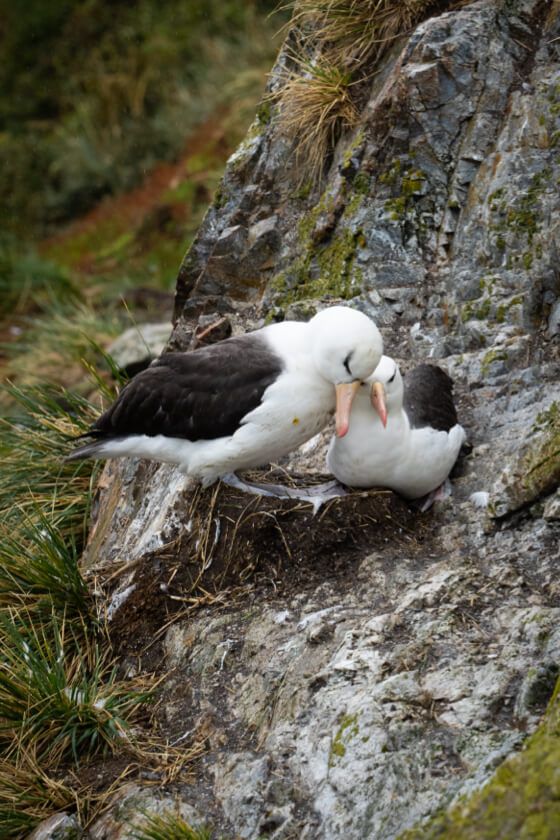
[98,366,334,487]
[328,415,466,499]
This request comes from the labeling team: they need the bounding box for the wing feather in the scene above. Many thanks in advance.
[89,333,283,441]
[403,364,459,432]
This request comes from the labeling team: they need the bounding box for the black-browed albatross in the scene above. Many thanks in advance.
[66,306,383,491]
[327,355,466,508]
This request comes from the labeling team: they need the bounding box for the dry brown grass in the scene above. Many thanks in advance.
[0,748,76,833]
[273,50,361,179]
[291,0,455,66]
[272,0,475,179]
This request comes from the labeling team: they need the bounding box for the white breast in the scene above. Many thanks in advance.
[327,395,466,498]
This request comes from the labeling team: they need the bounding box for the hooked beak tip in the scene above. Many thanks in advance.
[371,381,387,427]
[335,380,360,438]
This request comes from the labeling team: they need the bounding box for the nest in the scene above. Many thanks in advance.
[102,469,426,660]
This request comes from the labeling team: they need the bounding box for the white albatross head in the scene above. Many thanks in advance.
[368,355,404,428]
[308,306,384,437]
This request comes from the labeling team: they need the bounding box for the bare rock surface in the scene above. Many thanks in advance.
[84,1,560,838]
[106,323,172,377]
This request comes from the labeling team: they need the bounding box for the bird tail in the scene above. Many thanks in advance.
[64,439,107,463]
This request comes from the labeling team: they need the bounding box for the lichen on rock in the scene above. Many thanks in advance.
[491,401,560,517]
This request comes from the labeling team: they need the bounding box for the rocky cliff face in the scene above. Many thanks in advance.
[81,1,560,837]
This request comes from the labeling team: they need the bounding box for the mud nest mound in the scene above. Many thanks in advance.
[103,470,426,660]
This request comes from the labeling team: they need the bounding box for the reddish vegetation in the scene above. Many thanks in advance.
[1,107,239,385]
[40,106,234,272]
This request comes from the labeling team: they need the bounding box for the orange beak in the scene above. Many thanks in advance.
[335,380,361,437]
[370,381,387,427]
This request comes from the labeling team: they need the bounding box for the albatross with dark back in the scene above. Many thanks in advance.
[66,306,384,488]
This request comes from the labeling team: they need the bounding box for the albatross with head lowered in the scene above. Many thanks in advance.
[327,355,466,508]
[66,306,383,490]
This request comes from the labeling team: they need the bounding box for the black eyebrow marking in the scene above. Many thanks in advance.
[343,351,353,376]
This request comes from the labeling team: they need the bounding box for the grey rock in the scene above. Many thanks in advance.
[84,0,560,838]
[26,813,82,840]
[543,488,560,519]
[213,225,247,257]
[547,297,560,337]
[106,323,171,373]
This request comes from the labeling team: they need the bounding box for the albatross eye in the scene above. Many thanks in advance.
[388,370,396,383]
[343,352,353,376]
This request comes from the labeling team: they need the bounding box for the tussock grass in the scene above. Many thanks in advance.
[275,50,360,178]
[0,374,187,837]
[290,0,457,67]
[274,0,472,178]
[0,606,160,836]
[130,811,213,840]
[0,382,100,539]
[0,513,91,618]
[0,611,150,766]
[0,748,76,836]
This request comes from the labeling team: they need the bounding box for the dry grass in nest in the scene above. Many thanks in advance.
[102,471,426,662]
[272,0,475,179]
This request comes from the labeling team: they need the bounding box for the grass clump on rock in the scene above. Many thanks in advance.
[130,811,214,840]
[273,0,472,179]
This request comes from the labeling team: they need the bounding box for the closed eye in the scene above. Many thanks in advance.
[388,371,396,383]
[343,352,353,376]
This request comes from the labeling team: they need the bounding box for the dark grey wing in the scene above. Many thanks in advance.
[89,332,283,442]
[403,364,459,432]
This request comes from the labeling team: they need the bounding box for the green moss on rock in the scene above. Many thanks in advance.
[493,402,560,517]
[229,100,274,169]
[461,297,491,323]
[380,158,403,185]
[496,295,523,323]
[271,225,363,307]
[481,348,507,377]
[213,183,232,209]
[384,167,425,220]
[353,170,371,195]
[245,100,272,141]
[329,712,359,765]
[291,180,313,201]
[506,168,549,246]
[488,187,506,211]
[397,674,560,840]
[487,168,551,265]
[297,190,335,242]
[522,402,560,499]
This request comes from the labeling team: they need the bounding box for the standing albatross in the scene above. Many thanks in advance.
[66,306,383,488]
[327,355,466,508]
